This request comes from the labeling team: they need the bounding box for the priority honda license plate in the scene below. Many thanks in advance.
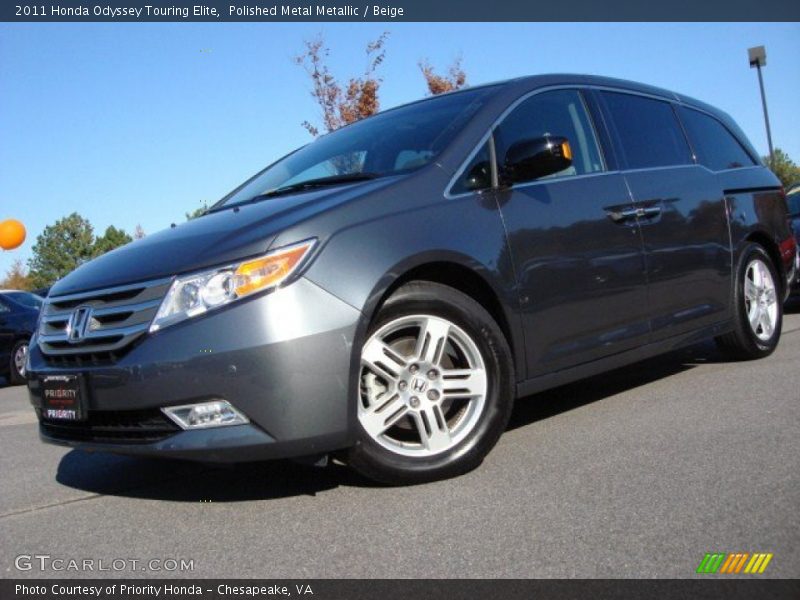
[40,375,85,421]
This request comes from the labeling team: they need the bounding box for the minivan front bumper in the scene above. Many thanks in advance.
[27,278,361,462]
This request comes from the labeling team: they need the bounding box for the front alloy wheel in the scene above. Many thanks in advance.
[348,282,514,484]
[359,315,488,457]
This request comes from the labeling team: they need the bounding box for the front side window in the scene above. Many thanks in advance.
[679,107,756,171]
[601,91,692,170]
[494,89,605,182]
[214,86,497,209]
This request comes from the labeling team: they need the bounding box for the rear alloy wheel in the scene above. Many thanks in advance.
[744,258,779,342]
[9,340,28,385]
[348,282,514,484]
[716,243,783,360]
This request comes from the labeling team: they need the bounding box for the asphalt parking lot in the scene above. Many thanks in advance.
[1,307,798,579]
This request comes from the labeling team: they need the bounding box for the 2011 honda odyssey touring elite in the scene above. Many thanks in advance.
[27,74,798,484]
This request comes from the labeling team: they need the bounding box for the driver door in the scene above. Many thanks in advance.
[493,89,650,378]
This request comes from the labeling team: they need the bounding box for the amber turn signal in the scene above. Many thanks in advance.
[561,140,573,161]
[233,241,315,297]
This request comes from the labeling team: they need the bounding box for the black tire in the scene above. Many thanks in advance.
[347,281,515,485]
[716,243,783,360]
[8,340,28,385]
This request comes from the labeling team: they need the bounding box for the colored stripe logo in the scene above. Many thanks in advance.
[696,552,773,574]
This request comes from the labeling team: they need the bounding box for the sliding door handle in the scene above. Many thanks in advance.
[606,205,662,223]
[606,207,640,223]
[640,206,661,218]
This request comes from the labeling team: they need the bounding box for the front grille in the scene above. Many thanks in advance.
[38,278,172,362]
[39,408,180,444]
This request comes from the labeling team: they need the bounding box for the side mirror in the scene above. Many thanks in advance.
[503,136,573,184]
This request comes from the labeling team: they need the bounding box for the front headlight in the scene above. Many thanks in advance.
[149,239,316,333]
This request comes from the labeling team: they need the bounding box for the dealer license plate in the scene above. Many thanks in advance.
[40,375,85,421]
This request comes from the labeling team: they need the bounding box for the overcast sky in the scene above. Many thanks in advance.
[1,22,798,277]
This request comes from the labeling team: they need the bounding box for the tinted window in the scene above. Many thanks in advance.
[495,89,604,181]
[451,141,492,194]
[601,92,692,169]
[679,108,755,171]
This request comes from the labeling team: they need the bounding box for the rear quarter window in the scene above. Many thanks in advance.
[679,107,756,171]
[601,91,692,170]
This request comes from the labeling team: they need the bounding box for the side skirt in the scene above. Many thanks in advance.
[515,320,734,399]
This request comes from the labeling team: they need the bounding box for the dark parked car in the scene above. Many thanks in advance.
[1,290,42,385]
[27,74,798,483]
[787,184,800,291]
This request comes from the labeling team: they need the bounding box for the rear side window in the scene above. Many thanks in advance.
[601,92,692,169]
[679,108,756,171]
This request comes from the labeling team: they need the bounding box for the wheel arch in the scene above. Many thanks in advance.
[363,259,524,382]
[14,331,33,343]
[744,230,785,295]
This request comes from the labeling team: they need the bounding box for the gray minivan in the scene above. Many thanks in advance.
[27,74,797,484]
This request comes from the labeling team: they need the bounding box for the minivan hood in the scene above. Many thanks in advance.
[50,178,397,296]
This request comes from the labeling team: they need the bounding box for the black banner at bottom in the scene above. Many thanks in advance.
[2,579,799,600]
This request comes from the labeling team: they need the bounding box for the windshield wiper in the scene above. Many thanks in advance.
[207,172,381,214]
[221,172,380,209]
[261,172,380,197]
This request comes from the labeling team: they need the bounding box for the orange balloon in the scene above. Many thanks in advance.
[0,219,26,250]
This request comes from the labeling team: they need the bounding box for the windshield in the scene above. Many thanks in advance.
[4,292,43,309]
[215,86,497,209]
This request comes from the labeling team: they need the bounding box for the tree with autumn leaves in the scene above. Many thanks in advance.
[294,33,388,137]
[418,57,467,95]
[295,32,467,137]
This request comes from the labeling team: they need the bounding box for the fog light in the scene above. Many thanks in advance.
[162,400,249,430]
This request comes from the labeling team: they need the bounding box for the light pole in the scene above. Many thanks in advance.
[748,45,774,169]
